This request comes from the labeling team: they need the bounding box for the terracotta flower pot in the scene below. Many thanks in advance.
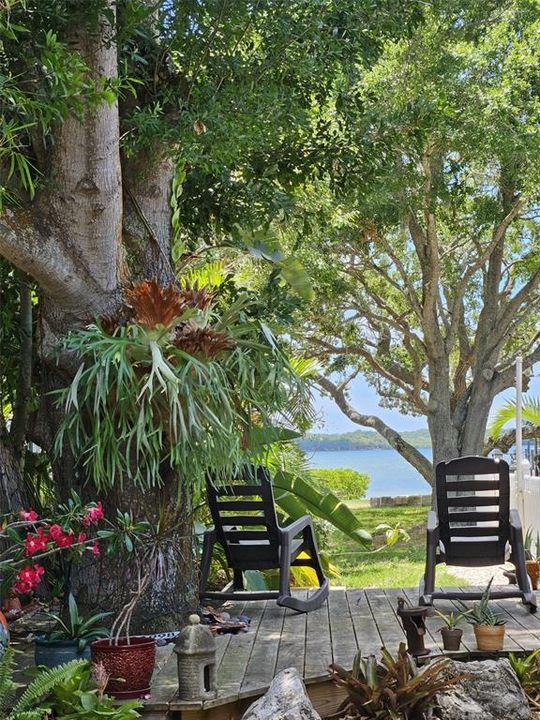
[91,636,156,699]
[2,597,22,614]
[440,627,463,651]
[526,560,539,590]
[473,624,505,652]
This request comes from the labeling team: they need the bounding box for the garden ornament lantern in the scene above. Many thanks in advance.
[174,614,217,701]
[397,598,430,657]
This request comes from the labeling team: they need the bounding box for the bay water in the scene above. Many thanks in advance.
[307,448,433,498]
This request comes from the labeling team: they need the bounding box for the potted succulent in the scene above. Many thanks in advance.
[434,610,469,651]
[525,528,540,590]
[35,593,111,668]
[461,578,506,652]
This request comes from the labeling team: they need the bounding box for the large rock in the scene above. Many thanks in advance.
[241,668,321,720]
[436,658,530,720]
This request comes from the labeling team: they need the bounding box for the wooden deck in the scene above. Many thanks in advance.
[143,586,540,719]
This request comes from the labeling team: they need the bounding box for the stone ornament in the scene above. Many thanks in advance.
[174,614,217,701]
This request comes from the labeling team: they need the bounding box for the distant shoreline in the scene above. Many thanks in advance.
[298,428,432,453]
[302,446,432,452]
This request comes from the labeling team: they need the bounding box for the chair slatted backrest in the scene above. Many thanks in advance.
[435,456,510,565]
[206,467,281,569]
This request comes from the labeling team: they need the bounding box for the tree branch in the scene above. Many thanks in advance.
[316,374,433,484]
[0,208,86,304]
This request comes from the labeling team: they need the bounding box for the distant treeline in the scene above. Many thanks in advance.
[298,428,432,451]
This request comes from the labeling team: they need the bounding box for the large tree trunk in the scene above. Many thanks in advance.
[0,433,27,514]
[0,3,198,627]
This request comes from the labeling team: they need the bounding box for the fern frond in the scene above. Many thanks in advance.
[9,710,50,720]
[11,660,86,714]
[0,648,19,712]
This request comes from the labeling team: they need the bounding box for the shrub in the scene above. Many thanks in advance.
[309,467,369,500]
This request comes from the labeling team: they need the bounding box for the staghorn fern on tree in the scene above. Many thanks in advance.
[0,648,85,720]
[54,278,312,494]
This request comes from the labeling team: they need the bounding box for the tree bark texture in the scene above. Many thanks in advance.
[0,4,196,625]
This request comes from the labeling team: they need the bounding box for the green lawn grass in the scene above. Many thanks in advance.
[326,504,469,589]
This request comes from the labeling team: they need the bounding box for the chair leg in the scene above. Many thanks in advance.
[514,547,537,614]
[278,525,329,613]
[198,529,215,599]
[420,538,437,606]
[233,569,244,590]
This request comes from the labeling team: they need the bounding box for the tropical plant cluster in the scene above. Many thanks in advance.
[55,277,312,494]
[329,643,464,719]
[509,649,540,711]
[0,650,140,720]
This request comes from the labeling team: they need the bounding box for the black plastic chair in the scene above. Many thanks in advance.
[420,455,536,612]
[199,467,329,613]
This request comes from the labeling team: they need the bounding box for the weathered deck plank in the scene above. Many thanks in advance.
[304,589,333,680]
[328,587,358,668]
[274,591,308,675]
[364,587,406,650]
[347,589,383,656]
[239,600,285,697]
[119,587,540,718]
[205,599,266,707]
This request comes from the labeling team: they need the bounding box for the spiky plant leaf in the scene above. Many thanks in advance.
[54,283,311,494]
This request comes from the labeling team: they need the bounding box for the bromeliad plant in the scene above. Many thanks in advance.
[509,649,540,710]
[55,278,312,493]
[329,643,465,720]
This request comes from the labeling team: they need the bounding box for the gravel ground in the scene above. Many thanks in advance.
[448,562,513,588]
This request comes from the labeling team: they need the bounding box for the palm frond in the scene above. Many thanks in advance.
[489,395,540,439]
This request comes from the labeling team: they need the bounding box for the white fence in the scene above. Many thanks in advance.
[510,470,540,538]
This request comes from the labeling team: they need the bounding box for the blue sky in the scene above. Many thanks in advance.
[312,367,540,434]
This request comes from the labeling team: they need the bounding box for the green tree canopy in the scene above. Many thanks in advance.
[290,0,540,480]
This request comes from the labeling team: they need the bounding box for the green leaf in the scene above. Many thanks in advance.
[272,469,372,546]
[278,256,314,300]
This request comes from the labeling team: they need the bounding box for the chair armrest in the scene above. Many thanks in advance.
[280,515,312,539]
[427,510,439,538]
[509,509,522,531]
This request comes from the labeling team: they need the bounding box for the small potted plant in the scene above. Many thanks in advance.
[525,528,540,590]
[461,578,506,652]
[434,610,469,651]
[91,572,156,699]
[35,593,111,668]
[91,517,159,699]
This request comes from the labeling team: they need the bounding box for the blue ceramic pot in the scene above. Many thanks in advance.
[0,611,8,662]
[34,635,91,668]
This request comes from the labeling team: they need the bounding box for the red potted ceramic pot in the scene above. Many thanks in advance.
[91,636,156,699]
